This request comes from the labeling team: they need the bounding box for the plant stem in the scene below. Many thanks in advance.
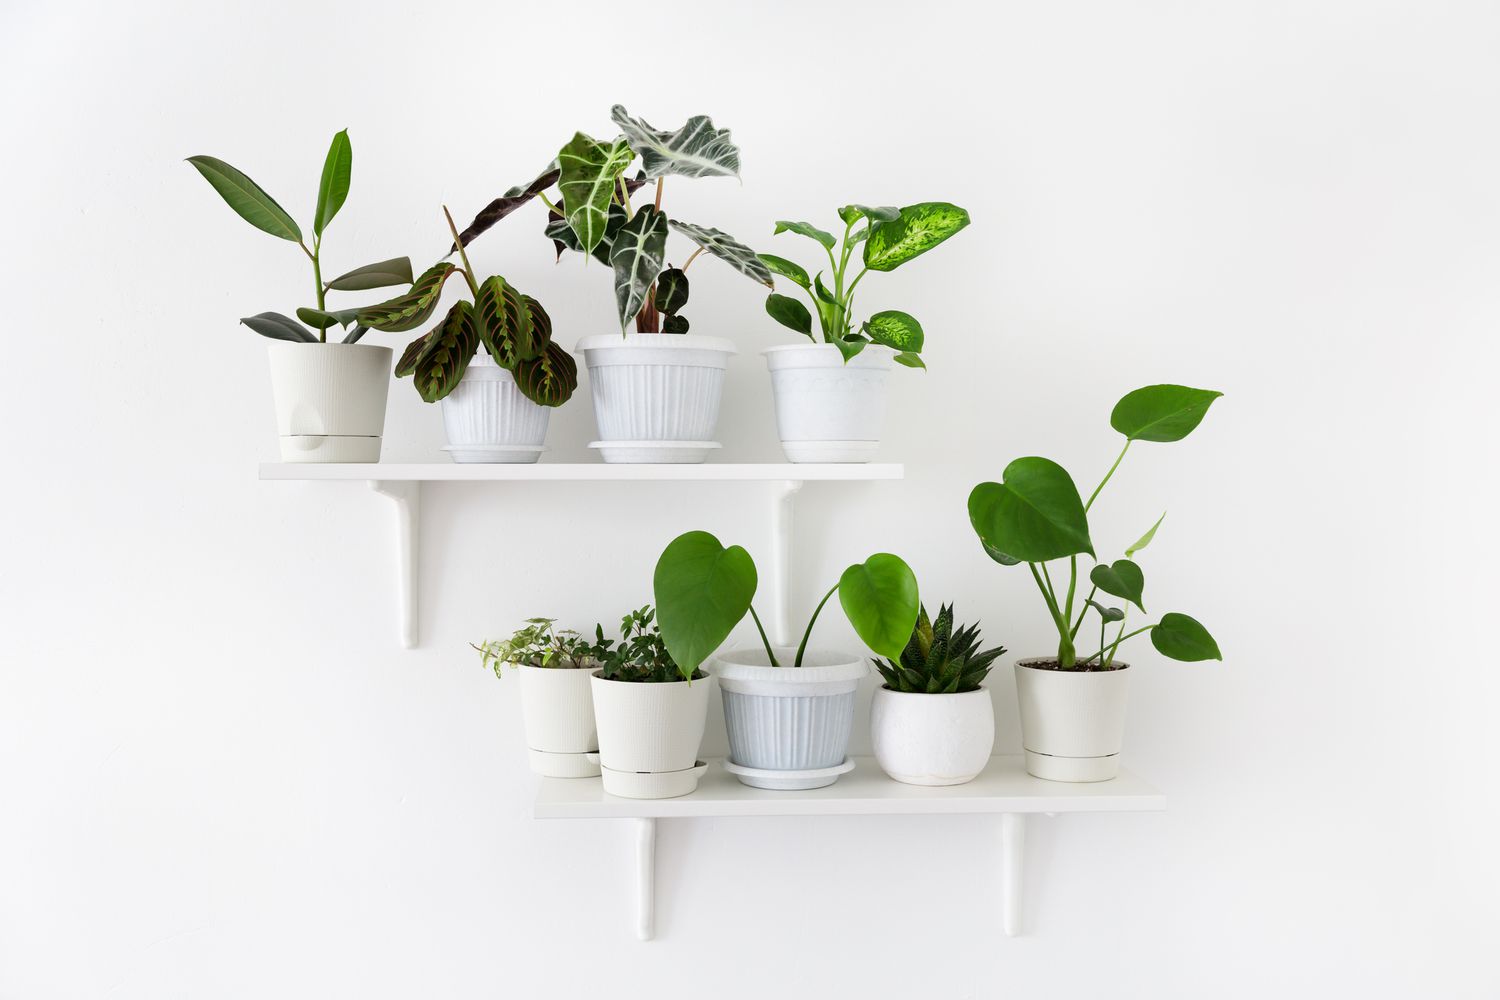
[748,606,779,667]
[653,177,663,211]
[844,266,868,301]
[443,206,481,297]
[1070,585,1097,639]
[794,583,839,669]
[681,246,706,270]
[1104,612,1131,668]
[1086,440,1132,512]
[1083,624,1154,666]
[311,239,327,342]
[1064,556,1078,625]
[1029,562,1074,666]
[535,190,561,215]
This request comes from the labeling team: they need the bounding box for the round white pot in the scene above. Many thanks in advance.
[1014,658,1131,782]
[764,343,894,463]
[710,647,866,789]
[870,686,995,786]
[516,664,599,778]
[266,341,392,463]
[589,672,714,799]
[439,353,550,463]
[576,334,735,463]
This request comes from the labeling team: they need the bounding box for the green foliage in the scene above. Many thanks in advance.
[667,220,773,287]
[967,458,1094,563]
[326,257,413,292]
[837,554,921,660]
[654,268,690,334]
[357,262,457,333]
[313,129,351,237]
[610,105,741,179]
[557,132,635,254]
[862,202,971,272]
[411,300,480,403]
[874,605,1007,694]
[1110,385,1224,442]
[514,342,579,407]
[472,618,602,679]
[595,606,701,684]
[610,205,670,331]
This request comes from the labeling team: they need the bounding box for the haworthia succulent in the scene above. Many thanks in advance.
[609,205,669,330]
[514,341,578,407]
[610,105,741,179]
[357,263,456,332]
[668,219,774,287]
[863,202,971,272]
[412,300,480,403]
[557,133,634,254]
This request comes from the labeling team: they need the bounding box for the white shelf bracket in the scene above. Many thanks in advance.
[767,479,804,647]
[634,817,656,941]
[1001,812,1026,936]
[368,480,421,649]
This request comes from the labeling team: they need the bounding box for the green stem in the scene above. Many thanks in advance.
[794,583,839,669]
[1104,612,1131,668]
[1064,556,1078,624]
[1086,440,1132,512]
[1029,562,1074,666]
[443,207,482,297]
[844,266,868,301]
[1070,585,1098,639]
[748,606,779,667]
[302,239,327,343]
[1082,624,1154,666]
[535,190,561,215]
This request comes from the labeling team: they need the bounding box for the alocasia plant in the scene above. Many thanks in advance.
[967,384,1225,671]
[453,105,773,333]
[758,202,970,368]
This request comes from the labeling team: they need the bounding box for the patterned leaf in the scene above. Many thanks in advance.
[326,256,413,291]
[758,253,809,289]
[557,133,635,254]
[863,202,971,272]
[313,129,351,237]
[654,267,689,315]
[357,263,456,332]
[838,204,900,225]
[668,219,773,287]
[187,155,302,242]
[412,301,480,403]
[513,341,578,407]
[240,311,317,342]
[861,310,924,353]
[474,275,543,366]
[774,219,835,250]
[610,105,741,179]
[455,161,560,250]
[545,201,628,264]
[609,205,669,330]
[395,328,437,377]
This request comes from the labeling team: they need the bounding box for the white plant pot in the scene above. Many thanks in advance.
[710,647,866,789]
[266,341,392,462]
[1014,658,1131,782]
[589,672,714,799]
[516,665,599,777]
[764,343,894,463]
[576,334,735,462]
[439,353,550,463]
[870,686,995,786]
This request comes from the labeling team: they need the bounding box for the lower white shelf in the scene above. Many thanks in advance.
[533,755,1164,940]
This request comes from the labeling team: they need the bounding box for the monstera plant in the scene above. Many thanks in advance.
[453,105,773,332]
[758,202,970,367]
[967,384,1225,670]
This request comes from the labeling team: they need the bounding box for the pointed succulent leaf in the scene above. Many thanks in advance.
[609,205,669,330]
[326,256,414,291]
[1090,559,1146,612]
[863,202,970,272]
[240,311,317,342]
[1086,599,1126,623]
[1151,613,1222,661]
[862,310,924,353]
[653,530,758,679]
[838,204,901,225]
[357,263,457,332]
[610,105,741,179]
[838,553,920,659]
[313,129,352,237]
[765,294,812,337]
[557,133,634,254]
[455,161,561,249]
[1110,385,1223,442]
[654,267,689,315]
[186,155,302,242]
[411,300,480,403]
[758,253,810,289]
[774,219,836,250]
[513,341,578,407]
[1126,513,1166,558]
[968,458,1094,563]
[667,219,774,287]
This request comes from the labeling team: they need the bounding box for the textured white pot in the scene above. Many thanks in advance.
[516,664,598,778]
[711,647,866,789]
[870,686,995,786]
[764,343,893,463]
[576,334,734,460]
[589,672,713,799]
[1014,658,1131,782]
[266,341,392,462]
[439,353,550,463]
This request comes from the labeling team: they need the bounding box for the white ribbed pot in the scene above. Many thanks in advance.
[711,647,866,789]
[1015,658,1131,783]
[870,686,995,786]
[764,343,894,463]
[266,341,392,462]
[439,353,550,463]
[576,334,735,463]
[589,672,714,799]
[516,664,599,778]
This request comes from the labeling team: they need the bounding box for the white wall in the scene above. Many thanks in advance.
[3,1,1497,996]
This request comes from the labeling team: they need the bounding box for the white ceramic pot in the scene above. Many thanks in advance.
[764,343,894,463]
[1014,658,1131,782]
[439,353,550,463]
[589,672,714,799]
[710,647,866,789]
[870,686,995,786]
[516,664,599,778]
[266,341,392,462]
[576,334,735,463]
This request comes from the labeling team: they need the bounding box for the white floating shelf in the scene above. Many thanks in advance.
[535,756,1163,940]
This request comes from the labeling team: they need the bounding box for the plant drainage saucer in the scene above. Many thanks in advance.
[723,758,857,790]
[442,443,547,464]
[588,440,720,464]
[597,761,709,799]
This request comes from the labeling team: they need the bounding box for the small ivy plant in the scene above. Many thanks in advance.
[875,604,1007,694]
[471,618,603,678]
[594,606,702,683]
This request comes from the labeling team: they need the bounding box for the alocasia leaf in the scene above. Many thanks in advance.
[240,311,317,342]
[326,256,413,291]
[662,315,689,333]
[412,300,480,403]
[654,268,689,314]
[557,133,634,254]
[546,202,628,264]
[861,310,924,353]
[609,205,669,330]
[1110,385,1222,442]
[187,155,301,242]
[967,458,1094,563]
[454,161,560,250]
[313,129,351,237]
[863,202,971,272]
[513,341,578,407]
[357,263,456,332]
[667,219,774,287]
[610,105,741,179]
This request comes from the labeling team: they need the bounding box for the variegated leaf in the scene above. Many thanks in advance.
[412,300,480,403]
[557,133,634,254]
[758,253,809,289]
[395,328,437,377]
[610,105,740,179]
[863,202,971,272]
[513,341,578,407]
[838,204,900,225]
[474,275,543,366]
[861,310,924,353]
[546,201,628,264]
[609,205,669,330]
[668,219,773,287]
[357,263,456,332]
[454,161,560,250]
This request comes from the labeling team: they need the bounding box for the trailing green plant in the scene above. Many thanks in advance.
[471,618,604,678]
[652,530,920,680]
[453,105,773,333]
[758,202,971,368]
[187,130,415,344]
[594,606,702,683]
[967,384,1225,672]
[356,208,577,406]
[874,604,1006,694]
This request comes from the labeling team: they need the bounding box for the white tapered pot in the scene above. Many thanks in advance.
[870,686,995,786]
[589,672,713,799]
[439,353,550,463]
[576,334,734,463]
[266,342,392,462]
[1014,658,1130,782]
[764,343,893,463]
[516,665,599,777]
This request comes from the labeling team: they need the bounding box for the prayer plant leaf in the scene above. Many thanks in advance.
[412,300,480,403]
[356,263,457,332]
[513,341,578,407]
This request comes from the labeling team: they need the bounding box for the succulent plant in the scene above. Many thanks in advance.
[874,604,1006,694]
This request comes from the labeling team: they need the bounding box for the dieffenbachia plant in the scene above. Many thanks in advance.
[652,530,920,680]
[453,105,774,333]
[967,385,1225,671]
[758,202,970,368]
[354,209,577,406]
[187,131,415,344]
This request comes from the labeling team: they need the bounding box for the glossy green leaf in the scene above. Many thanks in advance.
[810,272,842,337]
[546,201,629,264]
[394,329,435,377]
[1086,599,1125,623]
[655,267,689,315]
[759,253,810,289]
[513,341,578,407]
[1150,613,1222,661]
[240,311,317,342]
[557,132,634,254]
[1125,513,1166,557]
[474,275,543,366]
[765,294,812,337]
[838,554,920,659]
[296,307,339,331]
[412,300,480,403]
[610,105,741,179]
[186,155,301,242]
[341,325,368,345]
[862,310,924,353]
[357,263,456,332]
[830,333,867,362]
[1089,559,1146,612]
[653,530,758,678]
[863,202,970,272]
[609,205,669,330]
[662,314,689,333]
[968,458,1093,563]
[313,129,351,237]
[893,351,925,369]
[326,256,413,291]
[838,204,899,225]
[668,219,774,287]
[774,220,836,250]
[1110,385,1223,442]
[455,161,560,249]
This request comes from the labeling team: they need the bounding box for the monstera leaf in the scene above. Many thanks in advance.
[1110,385,1223,442]
[513,341,577,407]
[326,256,413,291]
[610,105,741,179]
[474,276,544,366]
[186,155,301,242]
[668,219,774,287]
[557,133,634,254]
[412,300,480,403]
[1150,613,1221,661]
[357,263,456,332]
[863,202,971,272]
[968,458,1094,563]
[240,311,317,343]
[1090,559,1146,612]
[454,161,560,250]
[609,205,669,330]
[653,530,758,679]
[838,554,920,659]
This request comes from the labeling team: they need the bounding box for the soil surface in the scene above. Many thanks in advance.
[1022,659,1129,673]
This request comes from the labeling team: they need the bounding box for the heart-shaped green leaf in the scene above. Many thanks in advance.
[863,202,970,272]
[654,268,689,315]
[775,220,836,250]
[610,106,741,179]
[357,263,456,332]
[759,253,809,289]
[240,311,317,343]
[1150,613,1221,661]
[326,256,413,292]
[513,341,577,407]
[1110,385,1223,442]
[838,554,920,659]
[838,204,900,225]
[1089,559,1146,612]
[610,205,669,330]
[862,310,924,353]
[1126,513,1165,557]
[1086,599,1125,623]
[766,294,812,337]
[557,132,634,254]
[653,530,758,678]
[662,314,689,333]
[668,219,773,287]
[968,458,1093,563]
[411,300,480,403]
[187,155,302,242]
[313,129,351,237]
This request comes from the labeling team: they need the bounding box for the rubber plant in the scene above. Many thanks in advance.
[354,208,577,406]
[452,105,774,333]
[758,202,971,368]
[651,530,920,680]
[967,384,1225,671]
[187,130,415,344]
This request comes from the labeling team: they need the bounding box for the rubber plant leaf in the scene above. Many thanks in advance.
[863,202,971,272]
[967,457,1094,563]
[667,219,774,287]
[1089,559,1146,612]
[765,294,812,337]
[1150,613,1222,661]
[557,133,635,254]
[609,205,669,331]
[326,256,413,291]
[454,160,561,250]
[610,105,741,180]
[513,341,578,408]
[1109,385,1223,442]
[186,155,301,242]
[313,129,351,237]
[861,310,924,354]
[758,253,810,289]
[653,530,758,680]
[356,263,456,332]
[412,300,480,403]
[838,554,920,660]
[774,219,836,250]
[240,311,317,342]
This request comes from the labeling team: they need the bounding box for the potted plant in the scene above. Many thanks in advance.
[653,531,918,790]
[356,209,577,463]
[870,604,1007,786]
[588,606,714,799]
[473,618,608,777]
[757,201,969,462]
[454,105,773,463]
[187,131,416,462]
[967,384,1225,782]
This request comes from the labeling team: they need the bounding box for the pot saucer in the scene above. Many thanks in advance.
[441,443,546,464]
[723,758,856,790]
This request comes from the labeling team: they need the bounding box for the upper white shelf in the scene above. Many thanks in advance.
[259,462,904,482]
